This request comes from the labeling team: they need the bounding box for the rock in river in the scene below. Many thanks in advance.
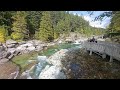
[39,66,66,79]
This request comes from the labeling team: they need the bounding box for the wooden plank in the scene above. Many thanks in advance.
[83,41,120,61]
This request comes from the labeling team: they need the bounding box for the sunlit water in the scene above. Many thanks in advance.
[24,43,82,79]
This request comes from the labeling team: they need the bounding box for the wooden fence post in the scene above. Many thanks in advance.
[89,49,92,55]
[110,56,113,62]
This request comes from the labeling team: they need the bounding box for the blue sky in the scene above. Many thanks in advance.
[69,11,111,28]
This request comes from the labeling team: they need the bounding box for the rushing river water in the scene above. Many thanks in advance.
[17,43,82,79]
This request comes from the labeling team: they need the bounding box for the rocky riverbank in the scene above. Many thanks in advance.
[1,38,120,79]
[0,40,52,64]
[0,37,88,79]
[0,39,56,79]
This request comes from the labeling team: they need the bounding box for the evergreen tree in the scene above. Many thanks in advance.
[109,11,120,33]
[0,26,7,43]
[39,11,54,42]
[0,11,15,36]
[26,11,42,39]
[11,11,28,40]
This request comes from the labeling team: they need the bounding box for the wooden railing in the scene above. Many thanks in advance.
[82,41,120,62]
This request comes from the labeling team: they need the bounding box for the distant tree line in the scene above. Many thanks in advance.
[0,11,105,42]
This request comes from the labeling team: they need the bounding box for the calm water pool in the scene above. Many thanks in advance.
[38,43,81,57]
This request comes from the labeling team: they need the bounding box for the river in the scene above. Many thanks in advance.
[12,42,81,79]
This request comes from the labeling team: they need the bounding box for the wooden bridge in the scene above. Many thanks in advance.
[82,41,120,62]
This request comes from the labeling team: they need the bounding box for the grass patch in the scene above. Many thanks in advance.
[12,51,38,72]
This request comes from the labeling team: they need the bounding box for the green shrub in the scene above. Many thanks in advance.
[11,32,23,40]
[6,36,12,40]
[0,26,7,43]
[54,32,59,39]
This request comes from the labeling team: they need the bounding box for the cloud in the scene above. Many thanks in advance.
[83,15,110,28]
[69,11,111,28]
[83,16,92,21]
[83,15,102,28]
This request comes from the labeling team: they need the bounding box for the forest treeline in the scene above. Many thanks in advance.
[0,11,105,42]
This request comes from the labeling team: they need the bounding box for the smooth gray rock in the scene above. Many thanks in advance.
[6,40,18,48]
[48,49,68,67]
[0,45,5,52]
[7,48,16,54]
[5,52,11,59]
[27,46,35,51]
[0,58,9,64]
[39,66,66,79]
[7,44,16,48]
[8,54,14,60]
[18,41,26,45]
[6,39,18,45]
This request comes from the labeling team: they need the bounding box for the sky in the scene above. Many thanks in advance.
[69,11,111,29]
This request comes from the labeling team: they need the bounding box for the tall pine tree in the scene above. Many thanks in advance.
[26,11,42,39]
[39,11,54,42]
[0,26,7,43]
[11,11,28,40]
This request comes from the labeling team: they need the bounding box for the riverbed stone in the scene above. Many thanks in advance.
[7,48,16,54]
[48,49,68,67]
[27,46,35,51]
[0,58,9,64]
[6,39,18,45]
[39,66,66,79]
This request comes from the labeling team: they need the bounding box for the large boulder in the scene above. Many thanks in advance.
[35,45,43,51]
[65,38,73,43]
[18,41,26,45]
[0,45,5,59]
[65,35,77,43]
[20,43,33,47]
[0,51,11,59]
[16,40,45,54]
[6,39,18,48]
[0,51,6,59]
[34,40,43,45]
[47,43,55,47]
[15,50,20,55]
[16,46,26,51]
[27,40,43,46]
[47,49,68,67]
[39,66,66,79]
[0,58,9,64]
[7,48,16,54]
[0,45,6,52]
[6,39,18,45]
[7,54,14,60]
[4,52,11,59]
[16,42,36,53]
[27,46,35,51]
[7,44,16,48]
